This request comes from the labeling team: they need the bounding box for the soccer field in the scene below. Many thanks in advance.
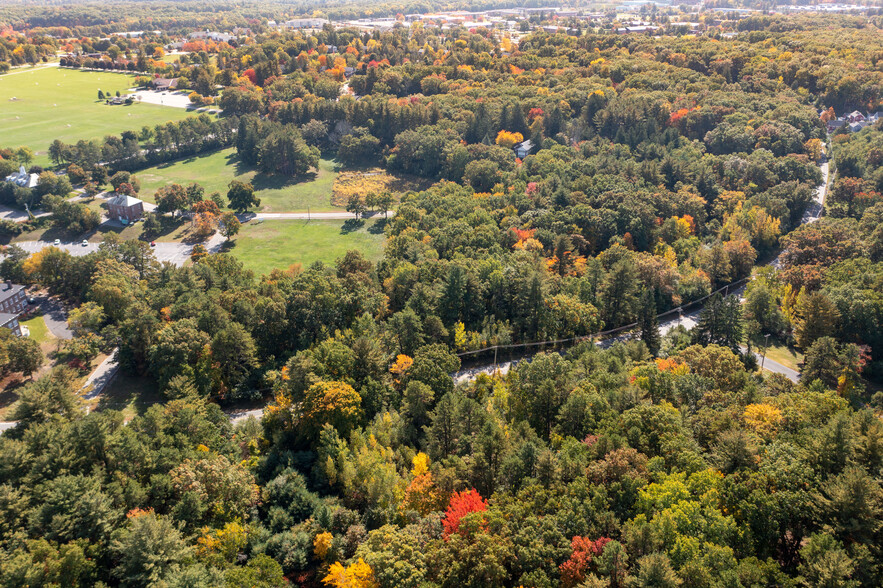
[0,66,196,165]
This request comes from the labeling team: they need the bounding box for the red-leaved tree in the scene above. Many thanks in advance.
[442,489,487,540]
[559,536,611,587]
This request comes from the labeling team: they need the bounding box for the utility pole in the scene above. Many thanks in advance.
[761,333,771,370]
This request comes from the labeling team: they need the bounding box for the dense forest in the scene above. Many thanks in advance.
[1,7,883,588]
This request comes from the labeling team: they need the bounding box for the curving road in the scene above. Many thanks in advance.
[454,148,831,385]
[0,147,831,432]
[36,296,73,339]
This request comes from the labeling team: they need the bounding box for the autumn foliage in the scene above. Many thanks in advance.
[559,536,612,587]
[442,488,487,539]
[323,557,378,588]
[495,130,524,149]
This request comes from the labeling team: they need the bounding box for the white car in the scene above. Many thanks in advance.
[53,239,60,246]
[82,239,89,247]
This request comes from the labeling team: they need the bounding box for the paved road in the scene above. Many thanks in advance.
[36,296,73,339]
[244,211,395,221]
[750,349,800,381]
[0,204,51,222]
[13,233,225,267]
[226,408,264,424]
[127,88,219,113]
[0,63,60,78]
[1,147,831,432]
[453,152,833,386]
[82,349,119,399]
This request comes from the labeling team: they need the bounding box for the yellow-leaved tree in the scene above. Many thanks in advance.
[314,531,333,561]
[323,557,378,588]
[743,403,783,440]
[495,130,524,148]
[301,381,362,440]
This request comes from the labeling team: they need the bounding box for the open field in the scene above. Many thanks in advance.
[136,148,341,212]
[229,218,386,275]
[0,67,195,165]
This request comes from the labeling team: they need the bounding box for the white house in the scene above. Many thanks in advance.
[4,166,38,189]
[514,139,534,159]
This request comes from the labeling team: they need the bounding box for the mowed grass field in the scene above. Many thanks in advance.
[230,219,386,275]
[136,148,341,212]
[0,67,194,165]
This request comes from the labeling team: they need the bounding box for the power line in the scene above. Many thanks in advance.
[454,276,749,358]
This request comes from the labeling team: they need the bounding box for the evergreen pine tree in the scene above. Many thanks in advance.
[694,293,723,346]
[639,288,661,356]
[694,293,743,352]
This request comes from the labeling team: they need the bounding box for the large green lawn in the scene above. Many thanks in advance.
[136,148,341,212]
[0,67,194,165]
[229,219,386,276]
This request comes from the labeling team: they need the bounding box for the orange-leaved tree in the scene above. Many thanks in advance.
[442,488,487,539]
[559,536,612,587]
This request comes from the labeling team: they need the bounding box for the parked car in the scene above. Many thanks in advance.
[82,239,89,247]
[53,239,60,246]
[150,241,156,247]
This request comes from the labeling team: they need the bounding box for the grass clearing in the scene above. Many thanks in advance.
[136,148,341,212]
[21,314,54,345]
[0,67,196,165]
[228,218,386,276]
[758,339,803,372]
[93,373,162,421]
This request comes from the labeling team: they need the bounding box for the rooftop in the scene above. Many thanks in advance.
[109,194,144,207]
[0,283,25,305]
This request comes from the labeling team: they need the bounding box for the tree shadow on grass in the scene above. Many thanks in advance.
[154,148,230,170]
[95,373,162,417]
[340,218,364,234]
[0,378,25,414]
[367,218,387,234]
[227,151,322,190]
[251,170,319,192]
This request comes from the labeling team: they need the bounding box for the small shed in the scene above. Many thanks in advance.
[108,194,145,222]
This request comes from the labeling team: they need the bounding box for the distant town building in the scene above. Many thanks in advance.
[4,166,39,189]
[189,31,235,43]
[282,18,328,29]
[108,194,145,222]
[151,77,179,91]
[826,118,846,133]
